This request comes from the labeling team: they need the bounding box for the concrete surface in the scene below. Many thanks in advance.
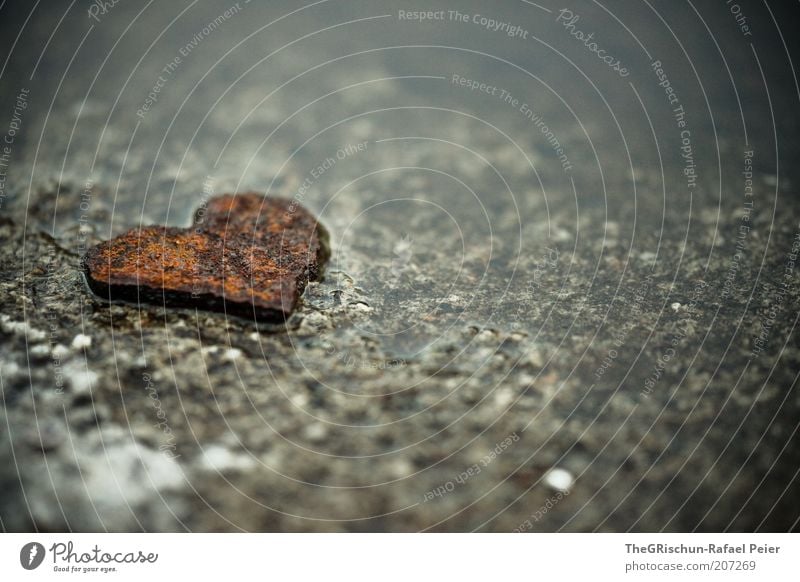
[0,0,798,531]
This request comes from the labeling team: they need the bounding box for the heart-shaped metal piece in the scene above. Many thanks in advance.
[82,193,328,321]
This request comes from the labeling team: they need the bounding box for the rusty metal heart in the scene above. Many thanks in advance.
[82,193,328,321]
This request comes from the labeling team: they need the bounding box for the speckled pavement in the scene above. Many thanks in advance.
[1,0,798,532]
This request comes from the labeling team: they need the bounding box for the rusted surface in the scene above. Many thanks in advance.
[83,193,328,320]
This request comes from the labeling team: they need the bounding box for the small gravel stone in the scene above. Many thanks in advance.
[71,334,92,349]
[544,468,574,493]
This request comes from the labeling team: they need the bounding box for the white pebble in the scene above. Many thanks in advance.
[494,387,514,408]
[348,301,373,314]
[64,362,98,395]
[72,334,92,349]
[223,348,243,361]
[526,349,545,368]
[544,467,574,492]
[476,329,498,343]
[670,302,682,312]
[1,361,20,377]
[390,459,414,479]
[201,445,256,473]
[1,317,46,342]
[303,423,328,442]
[553,227,572,242]
[52,344,71,360]
[639,251,657,262]
[290,392,309,407]
[29,344,51,357]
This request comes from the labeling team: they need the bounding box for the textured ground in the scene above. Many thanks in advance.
[1,0,799,531]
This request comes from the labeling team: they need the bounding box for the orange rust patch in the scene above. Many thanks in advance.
[82,193,328,321]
